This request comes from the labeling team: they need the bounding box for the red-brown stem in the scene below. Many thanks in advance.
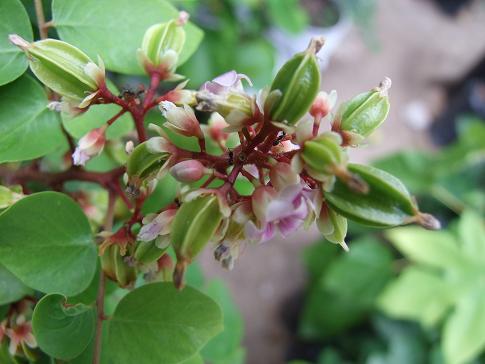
[93,191,115,364]
[143,73,161,110]
[107,109,127,126]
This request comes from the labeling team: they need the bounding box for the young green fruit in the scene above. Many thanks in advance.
[268,37,323,125]
[171,195,224,288]
[126,141,168,195]
[100,245,136,288]
[301,133,368,193]
[134,240,169,265]
[9,35,104,107]
[334,78,391,145]
[324,163,440,229]
[317,203,348,251]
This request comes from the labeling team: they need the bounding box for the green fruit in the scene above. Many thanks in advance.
[100,245,136,288]
[171,195,223,288]
[134,241,168,265]
[269,37,322,125]
[324,164,423,228]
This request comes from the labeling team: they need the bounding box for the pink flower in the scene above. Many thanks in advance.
[137,209,177,249]
[5,316,37,356]
[200,70,252,95]
[72,126,107,166]
[246,184,311,243]
[160,101,204,140]
[170,160,208,183]
[205,113,230,146]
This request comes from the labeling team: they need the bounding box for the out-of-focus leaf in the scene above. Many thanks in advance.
[378,267,453,327]
[0,75,64,163]
[385,228,463,270]
[443,291,485,364]
[0,263,32,305]
[458,210,485,263]
[234,39,275,88]
[266,0,309,33]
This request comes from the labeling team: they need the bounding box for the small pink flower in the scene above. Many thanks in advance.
[246,184,310,243]
[5,316,37,356]
[310,90,337,119]
[170,160,208,183]
[137,209,177,248]
[72,126,107,166]
[160,101,204,140]
[163,80,195,105]
[269,162,300,191]
[201,70,252,95]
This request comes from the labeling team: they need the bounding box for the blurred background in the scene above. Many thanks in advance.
[173,0,485,363]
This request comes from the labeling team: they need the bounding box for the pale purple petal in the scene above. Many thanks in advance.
[278,217,303,237]
[138,221,163,241]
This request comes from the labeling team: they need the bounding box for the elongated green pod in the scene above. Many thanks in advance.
[9,36,103,104]
[171,195,223,288]
[324,164,439,229]
[100,245,136,288]
[268,37,322,125]
[134,241,168,265]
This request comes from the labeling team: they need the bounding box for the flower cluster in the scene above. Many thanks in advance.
[10,13,439,291]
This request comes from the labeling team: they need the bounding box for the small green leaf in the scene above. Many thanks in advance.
[107,283,223,364]
[443,291,485,364]
[0,0,33,85]
[0,75,64,163]
[32,294,95,360]
[266,0,309,33]
[0,192,97,296]
[386,227,463,270]
[0,263,31,305]
[378,267,453,327]
[52,0,203,75]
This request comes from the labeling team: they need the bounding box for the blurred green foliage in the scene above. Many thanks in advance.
[291,120,485,364]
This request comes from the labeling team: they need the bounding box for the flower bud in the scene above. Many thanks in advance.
[317,203,348,251]
[9,35,105,108]
[269,162,300,190]
[138,12,188,75]
[72,126,107,166]
[206,113,230,146]
[310,90,337,119]
[160,101,203,139]
[333,78,391,145]
[171,194,224,288]
[170,160,208,183]
[268,37,323,125]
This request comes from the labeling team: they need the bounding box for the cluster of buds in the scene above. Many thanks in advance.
[11,12,440,292]
[0,300,37,360]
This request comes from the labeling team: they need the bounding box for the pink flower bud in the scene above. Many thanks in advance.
[207,113,230,144]
[270,162,300,190]
[160,101,203,139]
[170,160,207,183]
[310,90,337,118]
[72,126,106,166]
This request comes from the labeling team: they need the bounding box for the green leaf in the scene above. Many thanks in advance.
[266,0,309,33]
[52,0,203,75]
[107,283,223,364]
[458,210,485,263]
[0,75,64,163]
[301,240,340,284]
[0,192,97,296]
[202,280,244,363]
[324,238,393,307]
[234,39,275,88]
[443,291,485,364]
[0,0,33,85]
[0,263,32,305]
[180,354,204,364]
[32,294,95,360]
[378,267,453,327]
[386,227,464,270]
